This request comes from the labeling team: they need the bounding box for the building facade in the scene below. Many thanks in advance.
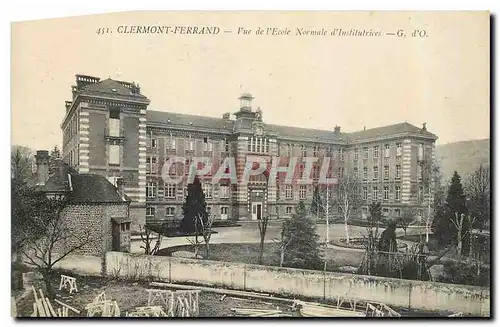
[61,75,438,228]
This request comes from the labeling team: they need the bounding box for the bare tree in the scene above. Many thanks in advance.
[273,222,294,268]
[450,212,466,258]
[187,219,203,259]
[19,197,92,297]
[139,225,162,255]
[11,145,34,182]
[466,215,477,259]
[334,173,363,244]
[196,213,215,259]
[257,214,270,265]
[398,207,418,236]
[418,158,440,243]
[465,164,490,231]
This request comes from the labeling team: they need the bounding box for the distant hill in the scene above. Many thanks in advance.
[435,139,490,182]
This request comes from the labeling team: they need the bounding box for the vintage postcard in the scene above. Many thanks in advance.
[10,11,490,318]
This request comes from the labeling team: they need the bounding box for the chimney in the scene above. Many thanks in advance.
[222,112,231,120]
[334,125,341,133]
[75,74,100,90]
[116,178,125,199]
[35,150,50,185]
[422,122,427,131]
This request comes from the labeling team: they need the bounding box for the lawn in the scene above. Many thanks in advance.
[157,242,366,272]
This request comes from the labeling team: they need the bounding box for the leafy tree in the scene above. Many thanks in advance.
[434,171,471,254]
[280,201,322,270]
[50,146,61,160]
[377,221,398,253]
[181,176,208,233]
[368,202,382,228]
[465,164,490,231]
[310,185,324,218]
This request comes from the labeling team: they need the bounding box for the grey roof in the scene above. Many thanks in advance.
[80,78,149,101]
[67,174,131,204]
[345,122,437,142]
[147,110,235,131]
[146,110,436,143]
[266,124,344,142]
[33,160,130,204]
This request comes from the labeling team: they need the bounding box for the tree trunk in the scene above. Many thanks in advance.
[325,187,330,245]
[426,197,431,243]
[41,269,55,299]
[457,230,462,258]
[344,218,350,244]
[280,248,285,268]
[205,241,210,260]
[258,239,265,265]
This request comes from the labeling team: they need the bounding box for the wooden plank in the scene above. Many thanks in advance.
[150,282,294,303]
[54,299,81,314]
[11,297,17,317]
[46,298,57,317]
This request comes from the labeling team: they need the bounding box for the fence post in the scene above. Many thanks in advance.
[323,261,327,300]
[168,256,172,283]
[408,281,412,309]
[243,265,247,291]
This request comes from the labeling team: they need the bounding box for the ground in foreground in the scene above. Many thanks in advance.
[14,271,449,318]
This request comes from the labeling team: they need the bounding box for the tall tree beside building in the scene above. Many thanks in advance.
[11,145,34,182]
[465,164,490,231]
[50,146,61,160]
[310,185,324,218]
[334,173,363,244]
[280,201,322,270]
[433,171,469,248]
[181,176,208,233]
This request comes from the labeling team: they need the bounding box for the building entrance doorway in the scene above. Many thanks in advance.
[251,202,263,220]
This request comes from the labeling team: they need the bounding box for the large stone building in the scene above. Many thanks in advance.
[61,74,438,228]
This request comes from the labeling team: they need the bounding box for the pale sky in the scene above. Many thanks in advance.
[11,11,490,150]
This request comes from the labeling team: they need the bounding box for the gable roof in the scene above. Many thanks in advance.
[66,174,131,204]
[33,160,130,204]
[80,78,149,101]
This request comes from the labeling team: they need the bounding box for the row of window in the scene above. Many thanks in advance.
[362,185,401,201]
[355,165,402,181]
[146,205,229,217]
[146,182,230,199]
[63,115,79,145]
[147,136,231,153]
[66,146,79,167]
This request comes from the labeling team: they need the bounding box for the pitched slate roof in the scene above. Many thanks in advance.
[147,110,235,131]
[80,78,149,101]
[66,174,131,204]
[266,124,344,142]
[345,122,437,142]
[33,160,130,204]
[146,110,435,143]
